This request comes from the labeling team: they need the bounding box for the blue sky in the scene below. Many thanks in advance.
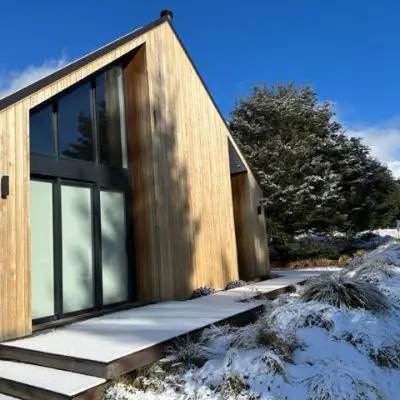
[1,0,400,175]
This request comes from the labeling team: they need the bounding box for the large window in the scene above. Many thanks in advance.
[30,64,128,167]
[58,82,94,161]
[30,62,133,324]
[30,104,54,155]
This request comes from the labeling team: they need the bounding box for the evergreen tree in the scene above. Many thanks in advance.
[229,83,400,256]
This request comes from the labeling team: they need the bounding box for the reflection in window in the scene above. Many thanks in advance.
[58,82,94,161]
[30,104,54,154]
[96,66,127,167]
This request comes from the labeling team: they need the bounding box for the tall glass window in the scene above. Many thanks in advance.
[30,104,54,155]
[30,61,132,323]
[58,82,94,161]
[96,66,128,167]
[101,190,129,305]
[31,180,55,319]
[61,185,94,313]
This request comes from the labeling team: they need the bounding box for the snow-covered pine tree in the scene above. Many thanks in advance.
[229,83,400,259]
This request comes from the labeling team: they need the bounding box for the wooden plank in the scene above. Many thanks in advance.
[0,111,6,341]
[15,102,27,337]
[231,173,269,280]
[0,347,107,378]
[6,107,17,340]
[0,279,296,383]
[124,45,151,303]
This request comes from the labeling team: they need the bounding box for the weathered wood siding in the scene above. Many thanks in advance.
[231,172,270,280]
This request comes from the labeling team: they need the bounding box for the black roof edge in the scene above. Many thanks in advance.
[166,23,262,188]
[0,16,169,112]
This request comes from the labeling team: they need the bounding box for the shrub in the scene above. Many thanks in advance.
[225,280,247,290]
[300,273,389,313]
[302,360,384,400]
[254,326,297,362]
[163,336,209,368]
[191,286,215,299]
[346,261,400,283]
[338,254,351,264]
[213,373,251,398]
[262,350,287,376]
[371,344,400,369]
[268,302,337,336]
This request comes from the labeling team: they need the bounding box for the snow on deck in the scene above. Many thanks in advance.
[2,272,318,364]
[0,360,105,397]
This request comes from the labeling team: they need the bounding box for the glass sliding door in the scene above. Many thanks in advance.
[30,180,55,320]
[100,190,129,305]
[61,185,94,313]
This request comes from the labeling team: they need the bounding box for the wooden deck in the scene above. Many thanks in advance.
[0,271,319,399]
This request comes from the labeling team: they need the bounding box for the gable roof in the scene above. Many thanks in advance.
[0,13,256,181]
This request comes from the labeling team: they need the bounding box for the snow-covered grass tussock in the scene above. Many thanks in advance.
[104,243,400,399]
[299,272,390,312]
[191,286,216,299]
[301,360,384,400]
[225,280,248,290]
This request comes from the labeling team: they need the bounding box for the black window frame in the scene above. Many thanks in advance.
[30,61,135,326]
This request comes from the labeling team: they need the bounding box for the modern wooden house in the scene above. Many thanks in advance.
[0,10,269,342]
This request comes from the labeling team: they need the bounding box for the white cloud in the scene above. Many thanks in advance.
[0,55,68,100]
[344,118,400,178]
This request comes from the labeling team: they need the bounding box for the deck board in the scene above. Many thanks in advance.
[0,360,105,399]
[1,273,313,364]
[0,272,323,392]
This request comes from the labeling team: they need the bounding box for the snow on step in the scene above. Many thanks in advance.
[0,360,105,397]
[2,300,260,363]
[2,273,315,365]
[0,395,21,399]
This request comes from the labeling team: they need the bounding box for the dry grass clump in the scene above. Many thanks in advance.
[254,326,297,363]
[347,261,400,283]
[302,361,384,400]
[191,286,216,299]
[163,336,209,368]
[371,344,400,369]
[300,273,389,313]
[212,373,253,398]
[225,280,248,290]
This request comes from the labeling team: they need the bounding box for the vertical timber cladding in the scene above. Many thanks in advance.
[231,171,270,280]
[0,19,252,339]
[0,27,150,341]
[125,24,240,303]
[0,100,31,341]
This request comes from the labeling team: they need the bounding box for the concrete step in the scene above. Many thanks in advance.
[0,360,105,400]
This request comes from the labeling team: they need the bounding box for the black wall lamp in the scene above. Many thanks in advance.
[1,176,9,199]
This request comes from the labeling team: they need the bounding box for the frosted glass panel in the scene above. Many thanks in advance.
[61,185,94,313]
[101,191,129,305]
[31,181,54,319]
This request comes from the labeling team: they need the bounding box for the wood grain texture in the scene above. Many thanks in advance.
[0,20,268,340]
[231,172,270,280]
[125,24,240,302]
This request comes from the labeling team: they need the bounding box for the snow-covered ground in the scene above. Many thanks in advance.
[105,242,400,400]
[373,228,400,240]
